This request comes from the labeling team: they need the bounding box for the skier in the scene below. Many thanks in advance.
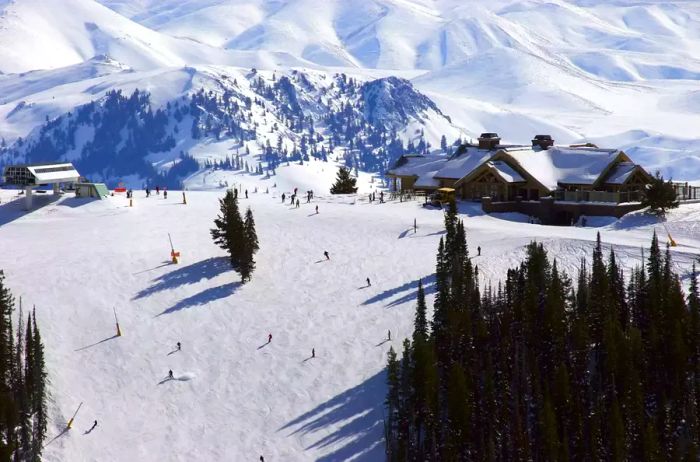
[477,246,481,256]
[260,456,265,462]
[312,348,315,358]
[164,189,168,199]
[367,277,371,287]
[414,218,417,233]
[245,190,249,199]
[268,333,272,343]
[296,199,300,208]
[388,330,391,341]
[168,369,174,379]
[324,251,329,260]
[282,193,286,203]
[176,342,181,351]
[315,205,319,214]
[379,191,384,203]
[156,186,160,195]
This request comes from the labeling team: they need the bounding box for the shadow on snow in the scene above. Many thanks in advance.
[157,282,241,316]
[134,257,232,300]
[279,370,386,462]
[362,274,436,308]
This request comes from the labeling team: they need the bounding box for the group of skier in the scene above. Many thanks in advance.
[143,185,168,199]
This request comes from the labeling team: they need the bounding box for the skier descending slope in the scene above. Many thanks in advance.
[324,251,329,260]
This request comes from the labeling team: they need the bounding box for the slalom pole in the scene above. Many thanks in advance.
[168,233,180,264]
[113,306,122,337]
[66,402,83,430]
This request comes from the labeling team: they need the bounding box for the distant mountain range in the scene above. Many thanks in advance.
[0,0,699,183]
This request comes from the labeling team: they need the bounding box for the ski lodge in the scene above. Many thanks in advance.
[2,162,81,209]
[387,133,679,225]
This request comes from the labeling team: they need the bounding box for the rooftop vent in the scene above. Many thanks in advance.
[478,132,501,150]
[532,134,554,150]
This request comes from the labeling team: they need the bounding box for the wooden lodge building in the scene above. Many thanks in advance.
[387,133,656,225]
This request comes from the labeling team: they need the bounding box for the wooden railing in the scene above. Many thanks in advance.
[553,190,642,204]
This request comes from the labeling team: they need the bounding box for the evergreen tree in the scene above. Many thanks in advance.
[239,207,259,283]
[642,172,679,216]
[211,190,260,283]
[329,166,357,194]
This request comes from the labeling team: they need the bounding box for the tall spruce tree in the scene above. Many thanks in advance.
[329,166,357,194]
[211,190,259,283]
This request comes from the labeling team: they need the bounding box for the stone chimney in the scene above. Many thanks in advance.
[478,132,501,150]
[532,134,554,150]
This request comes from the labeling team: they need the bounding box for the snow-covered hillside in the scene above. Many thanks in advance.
[1,166,699,461]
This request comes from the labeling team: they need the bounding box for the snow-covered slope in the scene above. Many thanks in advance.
[1,169,699,461]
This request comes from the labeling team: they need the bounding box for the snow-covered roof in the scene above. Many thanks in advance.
[502,146,623,190]
[435,147,493,179]
[387,155,447,178]
[27,163,81,184]
[603,162,639,184]
[415,171,441,188]
[489,161,524,183]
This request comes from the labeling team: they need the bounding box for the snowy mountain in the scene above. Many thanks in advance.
[1,67,458,186]
[0,0,699,182]
[2,2,700,461]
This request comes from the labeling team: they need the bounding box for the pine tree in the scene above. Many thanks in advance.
[413,279,428,344]
[329,166,357,194]
[211,190,246,277]
[239,207,259,283]
[29,309,47,461]
[642,171,679,217]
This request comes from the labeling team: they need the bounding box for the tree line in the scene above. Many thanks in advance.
[0,271,48,461]
[385,201,700,461]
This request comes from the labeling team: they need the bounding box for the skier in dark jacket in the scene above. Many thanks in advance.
[324,251,329,260]
[168,369,173,379]
[164,189,168,199]
[367,277,371,286]
[245,190,248,199]
[176,342,181,351]
[282,193,286,203]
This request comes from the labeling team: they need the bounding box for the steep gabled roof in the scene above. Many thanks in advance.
[489,161,525,183]
[602,162,651,185]
[498,146,628,190]
[387,155,448,178]
[434,147,494,180]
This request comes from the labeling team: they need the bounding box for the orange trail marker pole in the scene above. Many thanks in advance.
[66,402,83,429]
[169,233,179,263]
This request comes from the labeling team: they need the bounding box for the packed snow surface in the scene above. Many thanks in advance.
[1,165,699,461]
